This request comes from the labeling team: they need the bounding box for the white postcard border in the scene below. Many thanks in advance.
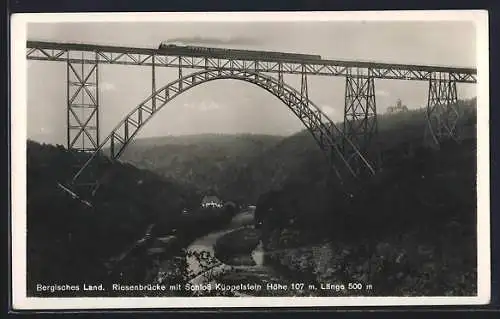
[10,10,490,309]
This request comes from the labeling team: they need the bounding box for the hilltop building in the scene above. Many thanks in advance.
[387,99,409,114]
[201,195,223,209]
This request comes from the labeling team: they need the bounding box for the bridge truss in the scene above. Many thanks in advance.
[26,41,477,186]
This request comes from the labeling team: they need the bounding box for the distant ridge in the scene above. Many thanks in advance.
[130,133,288,147]
[118,99,476,204]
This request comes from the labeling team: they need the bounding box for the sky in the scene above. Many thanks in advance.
[25,19,478,145]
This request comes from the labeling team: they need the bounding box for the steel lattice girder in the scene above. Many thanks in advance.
[343,69,378,172]
[73,69,376,184]
[301,64,308,102]
[426,72,460,144]
[26,41,477,83]
[66,51,99,152]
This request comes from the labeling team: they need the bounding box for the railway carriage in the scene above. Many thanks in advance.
[158,41,322,62]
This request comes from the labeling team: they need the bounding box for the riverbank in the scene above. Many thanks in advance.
[101,206,241,296]
[157,209,307,297]
[214,184,476,297]
[212,220,323,296]
[147,209,256,296]
[261,224,476,296]
[214,227,261,266]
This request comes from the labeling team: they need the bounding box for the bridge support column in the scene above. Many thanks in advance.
[342,68,378,176]
[65,52,102,197]
[178,57,183,90]
[278,62,284,86]
[152,55,156,112]
[300,64,308,102]
[426,72,459,146]
[66,52,100,152]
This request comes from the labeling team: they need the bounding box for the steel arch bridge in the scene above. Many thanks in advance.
[26,40,477,188]
[72,68,373,184]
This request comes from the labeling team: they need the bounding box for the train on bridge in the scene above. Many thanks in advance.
[157,41,322,62]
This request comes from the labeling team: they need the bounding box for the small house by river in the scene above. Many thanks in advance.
[201,195,223,209]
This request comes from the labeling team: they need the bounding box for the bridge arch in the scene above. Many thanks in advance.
[72,69,374,184]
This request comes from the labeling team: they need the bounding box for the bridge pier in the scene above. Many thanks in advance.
[278,62,284,87]
[65,52,105,198]
[178,58,183,90]
[342,68,379,176]
[425,72,460,146]
[300,64,308,102]
[151,54,157,112]
[66,51,100,152]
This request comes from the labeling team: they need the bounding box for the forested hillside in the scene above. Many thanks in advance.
[26,141,234,296]
[119,99,477,205]
[253,100,478,296]
[119,134,283,204]
[25,97,478,297]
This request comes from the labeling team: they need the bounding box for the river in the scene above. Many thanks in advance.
[155,209,290,296]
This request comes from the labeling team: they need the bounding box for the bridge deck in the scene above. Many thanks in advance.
[26,41,477,83]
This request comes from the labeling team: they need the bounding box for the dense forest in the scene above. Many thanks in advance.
[26,141,236,296]
[119,133,284,204]
[118,97,477,256]
[26,97,477,296]
[253,100,477,296]
[120,98,477,205]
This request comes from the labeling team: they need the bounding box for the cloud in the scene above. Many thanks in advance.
[376,89,390,97]
[184,101,222,111]
[317,104,344,122]
[166,36,261,47]
[198,101,221,111]
[101,82,116,92]
[39,127,53,134]
[320,104,337,116]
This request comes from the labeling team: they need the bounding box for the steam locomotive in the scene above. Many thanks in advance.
[157,41,322,62]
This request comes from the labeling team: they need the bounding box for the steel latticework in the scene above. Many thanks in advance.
[301,64,309,103]
[426,72,460,145]
[66,51,100,152]
[343,69,378,174]
[26,40,477,189]
[26,41,477,83]
[72,69,375,185]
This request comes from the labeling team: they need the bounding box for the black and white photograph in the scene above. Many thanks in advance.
[11,11,489,309]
